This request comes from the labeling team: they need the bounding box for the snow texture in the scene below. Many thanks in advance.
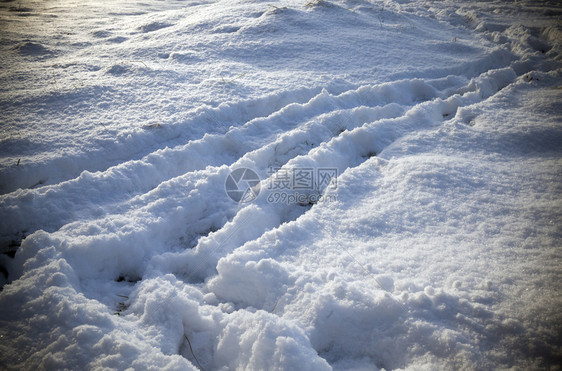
[1,0,561,370]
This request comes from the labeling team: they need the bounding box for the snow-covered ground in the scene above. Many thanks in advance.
[1,0,561,369]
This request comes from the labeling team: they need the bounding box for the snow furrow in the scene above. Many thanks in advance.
[57,63,522,290]
[2,60,524,269]
[200,66,522,304]
[0,87,321,195]
[0,75,467,252]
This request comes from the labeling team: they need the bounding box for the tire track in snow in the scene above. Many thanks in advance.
[5,81,434,281]
[2,61,529,294]
[148,65,523,289]
[0,76,460,253]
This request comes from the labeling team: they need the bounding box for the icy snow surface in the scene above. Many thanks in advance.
[1,0,561,369]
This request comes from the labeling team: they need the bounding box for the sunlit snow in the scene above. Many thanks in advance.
[1,0,561,370]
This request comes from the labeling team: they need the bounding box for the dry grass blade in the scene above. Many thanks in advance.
[184,334,205,371]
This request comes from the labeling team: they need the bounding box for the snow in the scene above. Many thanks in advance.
[1,0,561,370]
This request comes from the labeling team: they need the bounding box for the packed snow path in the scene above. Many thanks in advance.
[1,0,561,370]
